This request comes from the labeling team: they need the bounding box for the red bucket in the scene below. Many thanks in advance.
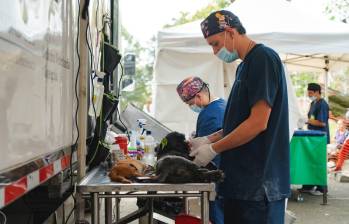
[115,135,128,155]
[175,214,205,224]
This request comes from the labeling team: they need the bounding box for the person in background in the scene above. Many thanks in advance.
[334,119,349,147]
[177,76,226,224]
[300,83,330,195]
[190,10,290,224]
[328,119,349,168]
[333,136,349,171]
[306,83,330,143]
[333,117,349,172]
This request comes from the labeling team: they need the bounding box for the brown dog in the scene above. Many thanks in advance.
[109,158,147,183]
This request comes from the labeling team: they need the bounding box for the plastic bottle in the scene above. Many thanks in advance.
[88,78,104,117]
[136,140,143,160]
[110,144,124,164]
[115,134,128,155]
[142,130,156,166]
[127,130,137,157]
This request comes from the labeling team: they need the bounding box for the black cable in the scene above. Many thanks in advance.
[64,192,77,224]
[0,210,7,224]
[115,63,130,139]
[116,106,130,140]
[81,0,90,19]
[87,11,95,72]
[71,0,81,187]
[117,63,125,99]
[64,0,81,223]
[86,9,98,124]
[95,0,100,70]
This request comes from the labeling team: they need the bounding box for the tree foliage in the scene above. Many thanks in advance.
[164,0,231,28]
[119,0,231,110]
[290,73,319,97]
[329,95,349,116]
[325,0,349,23]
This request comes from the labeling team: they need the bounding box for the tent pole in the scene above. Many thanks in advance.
[75,0,88,221]
[324,56,329,101]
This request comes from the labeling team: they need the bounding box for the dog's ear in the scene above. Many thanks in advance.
[166,132,185,147]
[160,137,168,150]
[155,136,168,158]
[170,132,190,153]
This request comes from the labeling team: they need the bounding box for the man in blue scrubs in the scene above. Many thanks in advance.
[177,76,226,224]
[189,11,290,223]
[301,83,329,195]
[307,83,330,143]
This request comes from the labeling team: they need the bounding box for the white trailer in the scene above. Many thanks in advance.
[0,1,119,223]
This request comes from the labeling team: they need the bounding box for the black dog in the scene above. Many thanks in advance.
[155,131,192,160]
[156,131,219,170]
[137,132,224,217]
[153,132,224,183]
[153,155,223,183]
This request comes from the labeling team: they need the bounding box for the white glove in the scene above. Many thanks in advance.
[189,144,217,167]
[297,117,308,129]
[189,136,211,151]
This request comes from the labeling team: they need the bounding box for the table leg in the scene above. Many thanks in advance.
[114,195,120,222]
[148,198,154,224]
[322,186,328,205]
[184,191,190,214]
[91,192,99,224]
[105,192,113,224]
[201,192,209,224]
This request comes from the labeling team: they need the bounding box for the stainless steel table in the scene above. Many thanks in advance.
[77,166,216,224]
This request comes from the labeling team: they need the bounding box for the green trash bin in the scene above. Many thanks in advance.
[290,130,327,186]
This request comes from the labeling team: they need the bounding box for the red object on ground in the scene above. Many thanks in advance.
[175,214,209,224]
[115,135,128,155]
[335,139,349,171]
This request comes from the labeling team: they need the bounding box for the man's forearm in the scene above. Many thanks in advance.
[308,119,325,127]
[207,129,223,143]
[212,118,264,153]
[211,100,271,153]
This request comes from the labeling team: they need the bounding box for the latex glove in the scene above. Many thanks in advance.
[297,117,307,129]
[190,144,217,167]
[189,136,211,151]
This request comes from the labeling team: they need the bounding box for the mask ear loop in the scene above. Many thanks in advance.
[224,31,227,48]
[203,83,211,102]
[207,83,211,102]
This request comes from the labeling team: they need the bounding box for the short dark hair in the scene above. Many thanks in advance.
[307,83,321,94]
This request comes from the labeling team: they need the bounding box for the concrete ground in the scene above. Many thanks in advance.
[287,171,349,224]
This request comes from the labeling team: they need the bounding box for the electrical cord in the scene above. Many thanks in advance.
[87,141,101,167]
[71,0,81,187]
[0,210,7,224]
[64,191,77,224]
[94,0,100,70]
[117,63,125,99]
[115,63,130,139]
[116,106,130,140]
[87,10,95,72]
[64,0,81,223]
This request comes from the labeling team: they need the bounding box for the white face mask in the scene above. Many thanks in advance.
[309,96,317,101]
[189,96,203,113]
[216,31,239,63]
[189,104,202,113]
